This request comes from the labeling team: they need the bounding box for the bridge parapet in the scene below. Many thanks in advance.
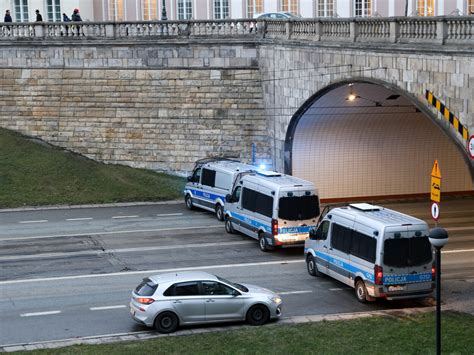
[0,17,471,46]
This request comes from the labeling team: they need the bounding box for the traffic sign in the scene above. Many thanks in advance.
[468,135,474,159]
[431,202,440,221]
[430,160,441,203]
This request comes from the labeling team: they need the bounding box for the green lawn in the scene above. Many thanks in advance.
[20,311,474,354]
[0,128,186,208]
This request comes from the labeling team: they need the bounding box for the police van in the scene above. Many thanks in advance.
[224,171,320,252]
[184,158,256,221]
[304,203,434,302]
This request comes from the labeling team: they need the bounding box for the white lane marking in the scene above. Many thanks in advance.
[112,215,139,219]
[90,305,127,311]
[329,288,345,291]
[0,259,305,285]
[157,213,183,217]
[0,241,252,261]
[19,220,48,224]
[66,218,93,221]
[0,225,222,242]
[443,248,474,254]
[279,290,313,295]
[20,310,61,317]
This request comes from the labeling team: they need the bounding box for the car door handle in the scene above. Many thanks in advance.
[323,245,327,249]
[173,300,182,304]
[206,299,215,303]
[329,247,333,250]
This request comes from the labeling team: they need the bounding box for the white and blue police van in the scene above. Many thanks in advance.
[304,203,434,302]
[184,158,256,221]
[224,171,320,252]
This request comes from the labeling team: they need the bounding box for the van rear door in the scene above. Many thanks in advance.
[382,226,433,295]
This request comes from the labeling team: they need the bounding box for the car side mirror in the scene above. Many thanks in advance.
[187,176,192,182]
[309,228,320,240]
[231,289,240,297]
[225,194,232,203]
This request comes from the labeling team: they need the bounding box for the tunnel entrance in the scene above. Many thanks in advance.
[285,82,473,202]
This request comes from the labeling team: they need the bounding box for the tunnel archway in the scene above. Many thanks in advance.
[285,80,474,202]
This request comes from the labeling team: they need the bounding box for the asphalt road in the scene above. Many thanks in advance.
[0,198,473,346]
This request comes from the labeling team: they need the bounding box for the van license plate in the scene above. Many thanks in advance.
[388,285,406,292]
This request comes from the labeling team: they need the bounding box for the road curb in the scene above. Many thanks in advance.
[0,200,183,213]
[0,307,435,352]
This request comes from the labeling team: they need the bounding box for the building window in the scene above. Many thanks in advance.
[142,0,158,20]
[317,0,334,17]
[417,0,435,16]
[177,0,192,19]
[469,0,474,15]
[281,0,298,14]
[14,0,29,22]
[247,0,263,18]
[46,0,61,21]
[109,0,125,20]
[214,0,229,19]
[354,0,372,17]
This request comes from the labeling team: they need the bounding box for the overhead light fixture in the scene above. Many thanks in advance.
[345,83,382,106]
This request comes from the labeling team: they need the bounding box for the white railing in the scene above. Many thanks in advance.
[0,17,472,45]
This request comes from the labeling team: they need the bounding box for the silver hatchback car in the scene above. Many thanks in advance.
[130,271,282,333]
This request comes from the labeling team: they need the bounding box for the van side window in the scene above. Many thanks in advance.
[242,188,256,211]
[214,172,231,190]
[318,221,330,240]
[351,231,376,263]
[242,188,273,218]
[331,223,351,253]
[191,167,202,183]
[201,168,216,187]
[232,186,242,202]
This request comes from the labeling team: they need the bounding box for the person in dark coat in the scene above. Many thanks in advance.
[35,9,43,22]
[62,13,70,22]
[4,10,12,22]
[71,8,82,21]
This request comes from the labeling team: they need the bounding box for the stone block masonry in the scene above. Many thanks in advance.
[0,42,269,174]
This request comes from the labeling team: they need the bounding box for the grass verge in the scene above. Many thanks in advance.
[0,128,186,208]
[17,311,474,354]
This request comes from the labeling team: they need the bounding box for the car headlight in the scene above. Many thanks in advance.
[269,296,282,304]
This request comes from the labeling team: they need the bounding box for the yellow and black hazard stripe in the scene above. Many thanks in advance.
[425,90,469,141]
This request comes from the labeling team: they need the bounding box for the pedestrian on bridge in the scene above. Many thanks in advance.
[71,8,82,21]
[4,10,12,22]
[35,9,43,22]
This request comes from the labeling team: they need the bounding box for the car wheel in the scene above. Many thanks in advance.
[215,204,224,221]
[355,280,368,303]
[225,217,235,234]
[306,255,321,277]
[258,234,269,252]
[185,195,194,210]
[154,311,179,333]
[246,304,270,326]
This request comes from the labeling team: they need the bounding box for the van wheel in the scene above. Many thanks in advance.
[215,205,224,221]
[307,255,321,277]
[185,195,194,210]
[355,280,368,303]
[258,234,269,252]
[225,217,235,234]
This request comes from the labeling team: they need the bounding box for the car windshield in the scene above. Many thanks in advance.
[383,236,433,267]
[134,278,158,296]
[216,276,248,292]
[279,195,320,220]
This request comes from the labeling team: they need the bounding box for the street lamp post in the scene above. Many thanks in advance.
[161,0,167,20]
[429,228,449,355]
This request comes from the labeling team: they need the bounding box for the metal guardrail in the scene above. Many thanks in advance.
[0,17,472,45]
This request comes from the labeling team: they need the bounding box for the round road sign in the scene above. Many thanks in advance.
[468,135,474,159]
[431,202,440,221]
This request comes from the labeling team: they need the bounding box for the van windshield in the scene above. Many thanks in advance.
[383,237,432,267]
[278,195,320,220]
